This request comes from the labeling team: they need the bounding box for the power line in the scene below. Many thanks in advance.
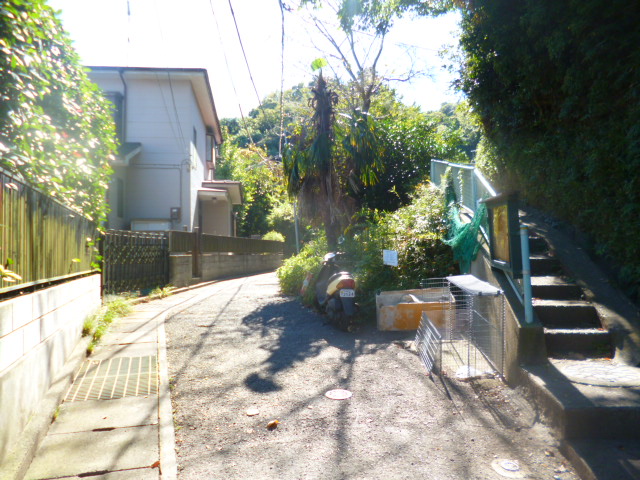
[227,0,264,112]
[278,0,286,159]
[208,0,255,145]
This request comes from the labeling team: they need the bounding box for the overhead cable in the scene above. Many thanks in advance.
[227,0,265,113]
[208,0,255,145]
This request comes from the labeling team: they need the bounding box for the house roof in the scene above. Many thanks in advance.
[202,180,243,205]
[88,66,223,144]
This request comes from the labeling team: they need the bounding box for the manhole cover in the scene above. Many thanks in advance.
[491,459,525,478]
[325,389,352,400]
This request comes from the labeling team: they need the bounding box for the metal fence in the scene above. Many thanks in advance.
[0,168,98,295]
[415,276,506,379]
[102,230,169,294]
[431,159,497,214]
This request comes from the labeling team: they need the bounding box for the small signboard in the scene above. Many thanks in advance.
[481,193,522,278]
[383,249,398,267]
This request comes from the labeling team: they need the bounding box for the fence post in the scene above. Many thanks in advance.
[192,227,201,278]
[520,225,534,324]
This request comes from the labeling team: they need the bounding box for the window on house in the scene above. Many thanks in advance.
[192,127,197,147]
[104,92,124,143]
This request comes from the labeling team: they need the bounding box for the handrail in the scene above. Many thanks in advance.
[430,159,497,214]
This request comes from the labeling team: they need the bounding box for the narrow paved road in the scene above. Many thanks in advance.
[165,273,578,480]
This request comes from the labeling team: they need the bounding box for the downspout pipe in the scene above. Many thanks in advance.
[118,69,128,141]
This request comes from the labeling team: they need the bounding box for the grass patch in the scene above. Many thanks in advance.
[84,296,132,355]
[148,285,175,301]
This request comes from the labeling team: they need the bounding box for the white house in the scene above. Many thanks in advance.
[88,66,242,235]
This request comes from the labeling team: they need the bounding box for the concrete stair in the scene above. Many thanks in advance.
[527,234,613,359]
[519,226,640,480]
[531,276,582,300]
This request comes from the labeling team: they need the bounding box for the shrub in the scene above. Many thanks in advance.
[277,182,457,320]
[262,231,285,242]
[276,237,326,304]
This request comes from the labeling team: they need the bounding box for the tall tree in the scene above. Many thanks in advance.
[298,0,451,113]
[284,71,343,249]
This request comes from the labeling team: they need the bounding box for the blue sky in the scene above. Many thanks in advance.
[49,0,463,118]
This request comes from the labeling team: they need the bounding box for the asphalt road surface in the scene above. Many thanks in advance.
[165,272,579,480]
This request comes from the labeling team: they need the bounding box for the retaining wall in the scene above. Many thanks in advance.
[170,253,283,288]
[0,274,101,466]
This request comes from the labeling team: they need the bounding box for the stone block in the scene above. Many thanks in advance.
[11,295,33,330]
[0,329,23,373]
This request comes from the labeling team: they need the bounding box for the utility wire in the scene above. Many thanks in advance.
[278,0,286,159]
[208,0,255,146]
[227,0,265,113]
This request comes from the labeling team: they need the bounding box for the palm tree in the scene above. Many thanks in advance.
[284,71,342,250]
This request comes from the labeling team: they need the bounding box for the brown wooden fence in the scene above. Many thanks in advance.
[0,168,98,295]
[167,231,284,254]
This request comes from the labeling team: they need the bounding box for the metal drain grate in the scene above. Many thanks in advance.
[66,356,158,401]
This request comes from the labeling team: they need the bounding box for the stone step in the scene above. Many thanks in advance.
[544,328,612,358]
[530,255,562,276]
[533,299,600,328]
[528,235,548,254]
[523,359,640,440]
[531,276,583,300]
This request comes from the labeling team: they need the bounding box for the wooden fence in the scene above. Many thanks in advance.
[0,168,98,295]
[167,230,284,254]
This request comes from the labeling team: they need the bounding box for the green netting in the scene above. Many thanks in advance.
[443,185,487,273]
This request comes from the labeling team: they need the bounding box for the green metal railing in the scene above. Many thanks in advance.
[430,159,497,215]
[0,168,98,295]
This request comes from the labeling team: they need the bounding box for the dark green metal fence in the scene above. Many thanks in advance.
[0,168,99,295]
[102,230,169,294]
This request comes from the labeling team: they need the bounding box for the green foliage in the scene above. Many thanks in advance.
[347,183,456,313]
[221,83,313,158]
[262,231,286,242]
[148,285,175,300]
[0,0,116,223]
[277,182,456,317]
[283,72,343,249]
[217,138,289,238]
[458,0,640,300]
[84,296,132,354]
[276,237,327,304]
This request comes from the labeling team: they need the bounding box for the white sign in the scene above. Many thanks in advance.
[383,249,398,267]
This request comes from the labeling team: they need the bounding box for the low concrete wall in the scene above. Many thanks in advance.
[0,274,101,466]
[169,253,283,288]
[470,247,546,384]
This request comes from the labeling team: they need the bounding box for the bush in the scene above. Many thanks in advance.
[262,231,285,242]
[277,182,458,320]
[276,237,327,304]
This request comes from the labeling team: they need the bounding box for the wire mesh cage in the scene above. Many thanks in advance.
[415,275,505,380]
